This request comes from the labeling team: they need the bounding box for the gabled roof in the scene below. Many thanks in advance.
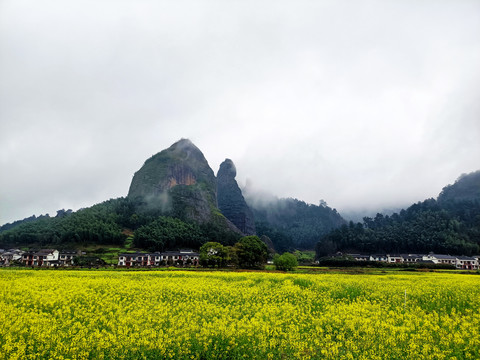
[59,250,77,255]
[35,249,57,255]
[401,254,422,259]
[119,253,149,257]
[418,259,435,264]
[430,254,456,260]
[456,256,475,261]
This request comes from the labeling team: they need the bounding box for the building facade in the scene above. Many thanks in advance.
[118,250,199,267]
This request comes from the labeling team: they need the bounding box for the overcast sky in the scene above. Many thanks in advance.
[1,0,479,225]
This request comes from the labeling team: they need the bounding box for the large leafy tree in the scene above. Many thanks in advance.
[234,235,268,269]
[199,242,228,267]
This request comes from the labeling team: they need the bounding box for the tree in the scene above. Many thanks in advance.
[73,256,105,267]
[293,250,315,265]
[133,216,205,251]
[273,252,298,271]
[234,236,268,269]
[199,242,227,268]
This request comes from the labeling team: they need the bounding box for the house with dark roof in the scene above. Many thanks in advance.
[59,250,77,266]
[347,254,370,261]
[422,253,457,266]
[370,254,388,262]
[455,256,478,270]
[118,253,149,267]
[0,249,24,266]
[401,254,423,263]
[22,249,59,267]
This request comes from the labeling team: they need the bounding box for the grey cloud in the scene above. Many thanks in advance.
[1,0,480,224]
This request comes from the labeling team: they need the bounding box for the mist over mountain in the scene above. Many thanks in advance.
[243,187,346,252]
[438,170,480,204]
[341,207,404,223]
[317,170,480,257]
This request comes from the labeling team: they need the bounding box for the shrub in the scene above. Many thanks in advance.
[274,252,298,271]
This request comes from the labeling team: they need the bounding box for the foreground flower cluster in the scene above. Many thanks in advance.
[0,269,479,359]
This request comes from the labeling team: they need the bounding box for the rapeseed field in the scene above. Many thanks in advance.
[0,269,479,359]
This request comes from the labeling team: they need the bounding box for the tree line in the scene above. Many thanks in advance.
[0,197,240,249]
[316,198,480,257]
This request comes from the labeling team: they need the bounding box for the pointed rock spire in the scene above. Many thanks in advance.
[217,159,256,235]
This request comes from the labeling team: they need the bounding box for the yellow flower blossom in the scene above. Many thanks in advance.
[0,270,478,359]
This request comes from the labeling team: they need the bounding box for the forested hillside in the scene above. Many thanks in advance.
[316,171,480,257]
[0,197,240,250]
[248,197,346,252]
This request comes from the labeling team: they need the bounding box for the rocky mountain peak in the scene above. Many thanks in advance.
[127,139,217,223]
[217,158,237,179]
[217,159,256,235]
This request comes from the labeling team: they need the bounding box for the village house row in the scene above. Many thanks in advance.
[1,248,478,269]
[117,250,199,267]
[0,248,199,267]
[0,249,79,267]
[345,253,479,270]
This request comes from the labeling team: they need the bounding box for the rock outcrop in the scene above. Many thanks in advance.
[217,159,256,235]
[128,139,219,223]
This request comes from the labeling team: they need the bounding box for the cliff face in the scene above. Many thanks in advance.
[128,139,219,223]
[217,159,256,235]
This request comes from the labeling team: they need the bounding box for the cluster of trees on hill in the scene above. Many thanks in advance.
[316,171,480,257]
[0,200,126,247]
[0,197,240,249]
[1,195,345,255]
[199,236,269,269]
[249,197,346,252]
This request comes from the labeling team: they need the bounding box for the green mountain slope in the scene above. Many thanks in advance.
[247,197,346,252]
[316,170,480,256]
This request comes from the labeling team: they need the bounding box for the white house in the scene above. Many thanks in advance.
[370,254,388,262]
[422,254,456,266]
[402,254,423,263]
[387,254,404,263]
[455,256,478,270]
[0,249,24,266]
[59,251,77,266]
[35,249,60,267]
